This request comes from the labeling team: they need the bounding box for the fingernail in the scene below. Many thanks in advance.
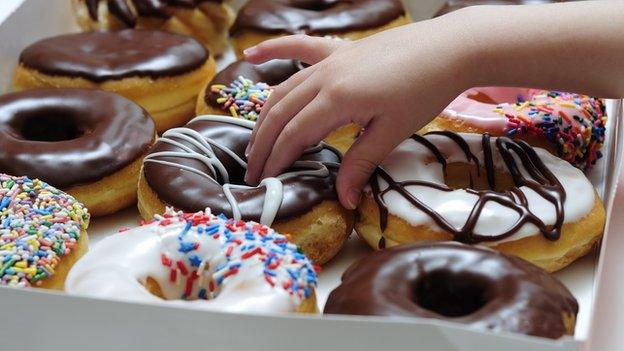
[346,187,361,210]
[245,142,252,158]
[243,46,257,57]
[244,171,253,185]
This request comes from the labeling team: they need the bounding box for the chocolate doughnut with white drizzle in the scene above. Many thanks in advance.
[143,115,341,226]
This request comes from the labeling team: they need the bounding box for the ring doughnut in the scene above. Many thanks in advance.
[325,242,578,339]
[0,89,156,216]
[137,115,354,265]
[0,174,90,290]
[13,29,215,133]
[355,131,605,272]
[71,0,234,56]
[421,88,607,170]
[66,209,318,313]
[230,0,411,57]
[196,59,360,153]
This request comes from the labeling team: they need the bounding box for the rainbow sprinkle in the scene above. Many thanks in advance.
[0,174,89,287]
[155,210,318,301]
[494,91,607,170]
[210,76,272,121]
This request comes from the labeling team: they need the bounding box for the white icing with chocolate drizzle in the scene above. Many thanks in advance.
[367,133,596,245]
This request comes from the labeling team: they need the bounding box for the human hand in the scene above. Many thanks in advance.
[243,17,475,209]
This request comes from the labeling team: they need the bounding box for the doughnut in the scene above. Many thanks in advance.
[71,0,234,56]
[0,174,90,290]
[196,59,360,153]
[0,89,156,217]
[421,88,607,170]
[324,242,578,339]
[13,29,215,133]
[137,115,354,265]
[355,131,605,272]
[230,0,411,57]
[65,209,318,313]
[435,0,565,17]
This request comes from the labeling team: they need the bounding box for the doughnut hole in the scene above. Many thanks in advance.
[413,270,493,317]
[14,110,86,142]
[291,0,342,11]
[444,163,516,193]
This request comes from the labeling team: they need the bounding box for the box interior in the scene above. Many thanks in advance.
[0,1,622,350]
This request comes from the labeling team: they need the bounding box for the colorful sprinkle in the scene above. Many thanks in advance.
[155,210,317,301]
[497,91,607,170]
[0,174,89,287]
[210,76,272,121]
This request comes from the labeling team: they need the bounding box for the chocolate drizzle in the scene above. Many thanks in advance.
[143,116,342,223]
[370,132,566,245]
[231,0,406,35]
[0,89,155,188]
[324,242,578,339]
[19,30,208,82]
[84,0,222,25]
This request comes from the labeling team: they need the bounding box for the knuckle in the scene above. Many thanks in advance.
[346,157,378,177]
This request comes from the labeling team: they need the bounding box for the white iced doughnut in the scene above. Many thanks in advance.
[356,131,605,272]
[65,209,318,313]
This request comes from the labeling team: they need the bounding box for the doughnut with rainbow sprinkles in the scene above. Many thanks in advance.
[421,88,607,170]
[0,174,90,290]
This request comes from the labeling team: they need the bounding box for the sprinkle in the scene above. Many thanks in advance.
[155,210,316,302]
[495,91,606,170]
[210,76,272,121]
[0,174,89,288]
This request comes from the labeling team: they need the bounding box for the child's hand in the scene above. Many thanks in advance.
[243,1,624,210]
[244,18,474,209]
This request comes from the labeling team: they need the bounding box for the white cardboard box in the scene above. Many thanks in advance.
[0,1,622,350]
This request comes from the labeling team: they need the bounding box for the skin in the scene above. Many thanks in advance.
[243,1,624,210]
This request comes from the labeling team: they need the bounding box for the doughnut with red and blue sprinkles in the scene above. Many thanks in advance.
[0,173,90,289]
[65,209,319,313]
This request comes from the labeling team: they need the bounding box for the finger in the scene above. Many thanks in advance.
[244,34,344,65]
[259,96,348,179]
[245,79,321,185]
[246,66,316,154]
[337,118,405,210]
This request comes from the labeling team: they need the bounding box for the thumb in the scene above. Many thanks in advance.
[336,118,404,210]
[244,34,345,65]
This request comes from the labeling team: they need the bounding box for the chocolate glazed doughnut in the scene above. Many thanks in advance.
[325,242,578,339]
[0,89,156,216]
[137,115,354,264]
[13,29,215,133]
[72,0,235,55]
[196,59,360,153]
[229,0,411,57]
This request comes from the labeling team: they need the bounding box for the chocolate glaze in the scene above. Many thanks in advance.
[143,117,341,222]
[84,0,223,25]
[205,59,304,108]
[231,0,406,36]
[435,0,565,17]
[370,132,566,246]
[324,242,578,339]
[19,30,208,83]
[0,89,155,188]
